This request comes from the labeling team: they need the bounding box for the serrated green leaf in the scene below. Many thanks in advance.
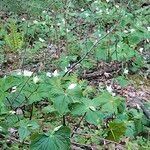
[106,121,126,142]
[30,126,71,150]
[94,92,124,114]
[53,95,70,115]
[85,110,102,126]
[18,126,30,142]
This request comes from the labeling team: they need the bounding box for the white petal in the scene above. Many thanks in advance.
[130,29,135,33]
[22,18,26,21]
[53,70,59,77]
[11,86,17,93]
[115,5,119,8]
[124,30,128,33]
[33,20,38,24]
[123,68,129,74]
[23,70,33,77]
[68,83,77,89]
[139,48,143,53]
[9,111,16,114]
[64,67,68,72]
[39,37,45,42]
[147,27,150,31]
[106,85,113,93]
[46,72,52,77]
[33,76,40,84]
[85,13,89,17]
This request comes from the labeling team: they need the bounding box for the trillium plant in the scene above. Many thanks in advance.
[0,0,149,149]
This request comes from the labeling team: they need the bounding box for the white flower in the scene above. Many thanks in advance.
[57,23,61,26]
[106,0,110,2]
[11,86,17,93]
[139,47,143,53]
[62,19,65,24]
[22,18,26,21]
[39,37,45,42]
[124,30,128,33]
[9,111,16,114]
[112,92,116,96]
[23,70,33,77]
[115,5,119,8]
[81,8,84,12]
[33,76,40,84]
[53,70,59,77]
[8,128,17,134]
[130,29,135,33]
[16,108,23,115]
[147,27,150,31]
[94,1,98,4]
[107,30,110,33]
[64,67,68,72]
[16,71,22,75]
[66,29,70,33]
[42,10,46,13]
[68,83,77,89]
[46,72,52,77]
[106,85,116,96]
[106,8,109,14]
[106,85,113,93]
[33,20,38,24]
[85,13,89,17]
[123,68,129,74]
[95,7,99,11]
[98,34,101,37]
[15,70,33,77]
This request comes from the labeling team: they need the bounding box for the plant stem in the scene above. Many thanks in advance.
[63,115,66,126]
[71,113,86,137]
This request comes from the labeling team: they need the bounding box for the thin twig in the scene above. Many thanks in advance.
[71,112,86,137]
[63,26,115,77]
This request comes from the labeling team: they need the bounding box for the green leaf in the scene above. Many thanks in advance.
[95,46,107,61]
[94,92,124,114]
[116,76,129,87]
[53,95,70,115]
[18,126,30,142]
[71,98,102,125]
[71,102,87,116]
[30,126,71,150]
[85,110,102,126]
[106,121,126,142]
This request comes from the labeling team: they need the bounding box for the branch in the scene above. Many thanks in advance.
[63,26,116,77]
[71,113,86,137]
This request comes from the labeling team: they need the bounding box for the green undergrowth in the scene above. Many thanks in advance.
[0,0,150,149]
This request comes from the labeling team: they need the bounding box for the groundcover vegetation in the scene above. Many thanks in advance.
[0,0,150,149]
